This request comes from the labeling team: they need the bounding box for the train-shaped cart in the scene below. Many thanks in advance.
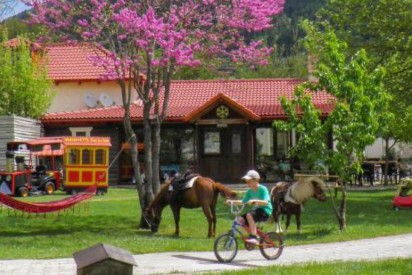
[58,136,111,195]
[0,136,111,196]
[0,138,63,197]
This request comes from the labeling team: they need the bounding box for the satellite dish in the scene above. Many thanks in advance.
[134,98,143,106]
[84,93,97,108]
[99,93,114,107]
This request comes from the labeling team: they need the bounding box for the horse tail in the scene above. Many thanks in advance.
[213,181,237,199]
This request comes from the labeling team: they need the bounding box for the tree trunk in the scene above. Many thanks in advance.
[139,103,154,229]
[152,120,161,195]
[338,187,347,231]
[383,137,390,185]
[330,182,347,231]
[123,113,144,209]
[330,165,349,232]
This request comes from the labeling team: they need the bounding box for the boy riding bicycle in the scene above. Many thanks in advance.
[226,170,272,244]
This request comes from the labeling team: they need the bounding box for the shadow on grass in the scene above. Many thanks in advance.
[281,226,334,242]
[0,215,145,237]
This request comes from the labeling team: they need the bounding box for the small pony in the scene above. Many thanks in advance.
[270,177,326,233]
[144,173,237,238]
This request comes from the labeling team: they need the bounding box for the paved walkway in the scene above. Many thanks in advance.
[0,233,411,274]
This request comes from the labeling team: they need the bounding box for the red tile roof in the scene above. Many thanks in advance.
[42,79,335,124]
[39,43,113,81]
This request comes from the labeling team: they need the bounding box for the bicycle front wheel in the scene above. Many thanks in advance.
[259,231,283,260]
[214,233,238,263]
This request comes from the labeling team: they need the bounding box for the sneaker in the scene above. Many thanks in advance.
[245,236,259,245]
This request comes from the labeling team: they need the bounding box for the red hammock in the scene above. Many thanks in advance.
[0,184,97,213]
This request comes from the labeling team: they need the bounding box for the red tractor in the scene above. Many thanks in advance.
[0,139,63,197]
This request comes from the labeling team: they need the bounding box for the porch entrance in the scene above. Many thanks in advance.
[199,125,248,183]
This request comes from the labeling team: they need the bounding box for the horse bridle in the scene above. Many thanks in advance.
[142,207,157,228]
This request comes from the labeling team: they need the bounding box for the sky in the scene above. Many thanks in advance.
[0,1,29,21]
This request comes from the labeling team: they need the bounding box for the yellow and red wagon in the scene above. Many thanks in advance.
[61,136,111,195]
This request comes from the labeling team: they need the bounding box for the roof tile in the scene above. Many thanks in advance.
[42,79,335,123]
[40,43,114,81]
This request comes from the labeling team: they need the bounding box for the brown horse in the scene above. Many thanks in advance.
[144,175,237,238]
[270,177,326,233]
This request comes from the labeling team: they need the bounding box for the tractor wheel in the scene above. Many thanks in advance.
[44,182,55,195]
[18,187,29,197]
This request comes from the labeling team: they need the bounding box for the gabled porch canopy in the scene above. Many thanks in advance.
[184,93,261,123]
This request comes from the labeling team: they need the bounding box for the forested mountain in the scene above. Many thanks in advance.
[275,0,326,57]
[178,0,327,79]
[0,9,41,40]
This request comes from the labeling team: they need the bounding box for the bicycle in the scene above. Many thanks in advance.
[214,201,284,263]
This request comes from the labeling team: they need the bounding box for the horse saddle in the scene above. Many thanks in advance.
[272,182,294,212]
[168,172,200,192]
[272,182,292,201]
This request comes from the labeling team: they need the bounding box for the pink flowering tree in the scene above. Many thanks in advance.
[25,0,285,228]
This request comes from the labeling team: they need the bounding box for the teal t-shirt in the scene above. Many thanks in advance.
[241,184,272,215]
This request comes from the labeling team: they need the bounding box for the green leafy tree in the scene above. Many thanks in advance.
[316,0,412,183]
[0,33,54,118]
[275,21,390,230]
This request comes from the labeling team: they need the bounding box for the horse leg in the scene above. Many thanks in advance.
[171,206,181,237]
[210,194,219,238]
[296,212,301,234]
[201,206,214,238]
[285,214,292,233]
[274,212,283,233]
[210,205,217,238]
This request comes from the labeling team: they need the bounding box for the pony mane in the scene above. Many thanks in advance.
[291,176,325,204]
[148,182,171,209]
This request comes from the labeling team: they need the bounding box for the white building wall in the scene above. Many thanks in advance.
[363,138,412,160]
[49,81,137,113]
[364,138,387,159]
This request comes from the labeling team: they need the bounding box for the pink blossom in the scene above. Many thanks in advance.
[25,0,285,80]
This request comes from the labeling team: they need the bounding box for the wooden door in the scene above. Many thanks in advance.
[199,125,247,183]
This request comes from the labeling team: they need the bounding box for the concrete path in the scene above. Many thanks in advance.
[0,233,411,274]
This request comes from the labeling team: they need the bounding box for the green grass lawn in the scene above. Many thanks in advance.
[0,187,411,259]
[207,258,412,275]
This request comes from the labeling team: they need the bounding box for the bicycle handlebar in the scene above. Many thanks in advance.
[227,201,245,215]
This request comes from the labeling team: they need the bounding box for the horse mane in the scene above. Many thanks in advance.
[148,182,171,209]
[290,176,325,204]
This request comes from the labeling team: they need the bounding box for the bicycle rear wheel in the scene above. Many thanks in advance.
[214,233,238,263]
[259,231,283,260]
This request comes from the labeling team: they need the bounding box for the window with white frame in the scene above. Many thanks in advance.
[69,127,92,137]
